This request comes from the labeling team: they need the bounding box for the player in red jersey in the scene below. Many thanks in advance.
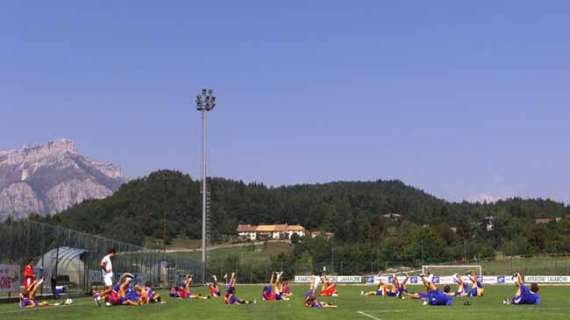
[23,258,35,292]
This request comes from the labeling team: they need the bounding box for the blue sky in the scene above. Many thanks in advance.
[1,1,569,203]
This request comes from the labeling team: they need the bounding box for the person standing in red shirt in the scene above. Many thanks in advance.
[23,258,35,291]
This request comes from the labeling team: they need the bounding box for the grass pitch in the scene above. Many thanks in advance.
[1,285,569,320]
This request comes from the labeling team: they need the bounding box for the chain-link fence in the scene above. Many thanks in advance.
[0,221,202,299]
[2,221,570,300]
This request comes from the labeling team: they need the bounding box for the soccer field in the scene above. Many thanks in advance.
[2,285,569,320]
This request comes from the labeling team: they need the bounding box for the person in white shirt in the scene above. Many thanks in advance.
[93,248,116,306]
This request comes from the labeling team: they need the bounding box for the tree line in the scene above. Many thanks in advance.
[20,170,570,270]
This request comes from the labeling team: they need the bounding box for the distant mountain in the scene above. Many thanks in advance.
[0,139,126,220]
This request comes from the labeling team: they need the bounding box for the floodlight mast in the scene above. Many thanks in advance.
[195,88,215,283]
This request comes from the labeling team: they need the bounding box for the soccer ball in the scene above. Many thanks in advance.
[64,298,73,305]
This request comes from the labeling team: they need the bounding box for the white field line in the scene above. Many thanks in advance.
[359,310,404,313]
[357,310,383,320]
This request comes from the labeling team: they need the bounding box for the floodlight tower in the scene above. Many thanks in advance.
[195,89,216,283]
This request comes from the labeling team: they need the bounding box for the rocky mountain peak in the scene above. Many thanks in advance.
[0,139,126,220]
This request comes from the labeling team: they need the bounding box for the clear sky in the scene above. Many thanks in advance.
[1,1,569,203]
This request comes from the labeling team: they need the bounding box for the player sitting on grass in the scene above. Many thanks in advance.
[208,275,221,297]
[103,273,139,306]
[274,272,290,301]
[303,279,337,308]
[262,272,289,301]
[262,272,277,301]
[362,274,389,297]
[137,282,162,304]
[20,277,46,308]
[281,280,292,298]
[224,272,255,305]
[119,273,141,306]
[394,273,410,298]
[453,273,469,297]
[20,277,72,309]
[406,274,454,306]
[503,272,540,305]
[468,272,485,297]
[362,273,402,297]
[174,274,209,300]
[319,274,338,297]
[422,274,454,306]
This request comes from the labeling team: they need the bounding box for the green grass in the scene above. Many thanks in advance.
[481,256,570,275]
[2,285,570,320]
[169,241,292,264]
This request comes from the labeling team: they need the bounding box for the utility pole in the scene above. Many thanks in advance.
[195,89,216,284]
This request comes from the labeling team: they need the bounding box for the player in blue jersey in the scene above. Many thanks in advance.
[224,272,255,305]
[468,272,485,297]
[362,273,408,298]
[19,276,65,309]
[362,276,389,296]
[503,272,541,305]
[262,272,277,301]
[395,273,410,298]
[137,281,161,304]
[415,274,454,306]
[453,273,469,297]
[111,273,140,306]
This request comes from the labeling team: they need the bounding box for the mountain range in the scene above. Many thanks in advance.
[0,139,126,220]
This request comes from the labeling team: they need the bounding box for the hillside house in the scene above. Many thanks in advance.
[310,230,335,240]
[237,224,306,241]
[535,217,562,224]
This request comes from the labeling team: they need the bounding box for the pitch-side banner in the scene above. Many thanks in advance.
[370,275,515,285]
[525,276,570,283]
[296,275,570,284]
[0,264,20,292]
[294,275,362,283]
[369,275,570,285]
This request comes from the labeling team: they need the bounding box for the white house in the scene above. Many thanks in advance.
[237,224,306,241]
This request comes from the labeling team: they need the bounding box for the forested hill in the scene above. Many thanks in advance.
[35,170,445,244]
[33,170,570,256]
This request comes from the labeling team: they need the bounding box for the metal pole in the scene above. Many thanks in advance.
[201,109,208,284]
[196,88,215,284]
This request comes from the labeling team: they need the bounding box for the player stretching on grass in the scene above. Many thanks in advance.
[406,274,454,306]
[320,274,338,297]
[262,272,277,301]
[170,274,208,299]
[303,276,337,308]
[362,275,390,297]
[183,274,209,299]
[224,272,255,305]
[468,272,485,297]
[208,275,221,297]
[263,272,289,301]
[137,281,162,304]
[19,276,44,308]
[20,275,72,308]
[362,273,406,297]
[503,272,541,305]
[453,273,469,297]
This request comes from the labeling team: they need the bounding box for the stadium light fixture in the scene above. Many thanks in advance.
[195,88,216,284]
